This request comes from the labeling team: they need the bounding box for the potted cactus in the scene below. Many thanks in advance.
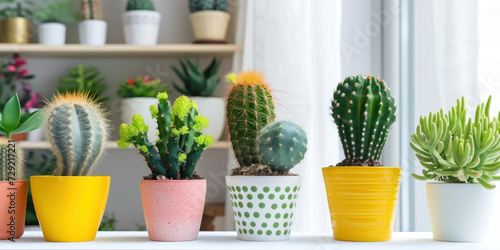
[79,0,106,45]
[188,0,230,43]
[30,92,110,242]
[118,75,169,142]
[33,1,79,45]
[0,93,43,240]
[123,0,161,45]
[224,71,308,241]
[118,92,213,241]
[323,75,399,242]
[0,1,32,44]
[411,96,500,242]
[171,58,224,140]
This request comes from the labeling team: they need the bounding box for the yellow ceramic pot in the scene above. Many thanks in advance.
[322,167,402,242]
[1,17,30,44]
[30,176,110,242]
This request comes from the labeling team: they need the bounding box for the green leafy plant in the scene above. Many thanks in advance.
[118,92,213,179]
[189,0,227,12]
[59,64,108,104]
[331,75,397,166]
[225,71,308,173]
[44,91,109,176]
[172,58,221,97]
[0,93,44,138]
[0,0,33,18]
[117,76,169,98]
[411,96,500,189]
[126,0,155,11]
[33,0,79,23]
[80,0,102,20]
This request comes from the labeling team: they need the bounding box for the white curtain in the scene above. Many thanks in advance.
[235,0,342,232]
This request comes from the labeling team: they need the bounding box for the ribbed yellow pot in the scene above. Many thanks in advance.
[322,167,402,242]
[30,176,110,242]
[1,17,30,44]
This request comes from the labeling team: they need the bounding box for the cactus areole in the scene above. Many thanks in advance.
[331,75,397,166]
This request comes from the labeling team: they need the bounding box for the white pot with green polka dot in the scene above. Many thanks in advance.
[226,176,302,241]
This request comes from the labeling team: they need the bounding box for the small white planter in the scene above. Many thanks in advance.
[189,10,230,42]
[190,97,224,140]
[123,10,161,45]
[226,176,302,241]
[26,108,45,141]
[427,182,495,242]
[79,20,107,45]
[121,97,158,142]
[38,23,66,45]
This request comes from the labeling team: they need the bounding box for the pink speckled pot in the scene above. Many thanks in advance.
[140,179,206,242]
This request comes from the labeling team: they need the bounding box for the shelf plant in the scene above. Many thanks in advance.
[79,0,106,45]
[224,70,308,241]
[59,64,108,105]
[171,58,224,140]
[411,96,500,242]
[30,91,110,242]
[0,93,43,240]
[33,0,79,45]
[117,92,212,241]
[0,0,33,43]
[123,0,161,45]
[323,75,400,242]
[0,55,34,110]
[188,0,230,43]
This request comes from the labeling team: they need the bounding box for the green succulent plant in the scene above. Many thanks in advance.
[411,96,500,189]
[126,0,155,11]
[59,64,108,104]
[33,0,79,23]
[0,1,33,18]
[171,58,221,97]
[189,0,228,12]
[117,76,169,98]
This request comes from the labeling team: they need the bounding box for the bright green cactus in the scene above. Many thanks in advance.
[126,0,155,11]
[118,92,213,179]
[0,138,23,181]
[258,121,308,172]
[189,0,228,12]
[331,75,397,164]
[45,92,109,176]
[411,96,500,189]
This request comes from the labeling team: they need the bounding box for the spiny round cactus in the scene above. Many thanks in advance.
[0,138,23,181]
[189,0,228,12]
[258,121,307,172]
[226,71,276,168]
[332,75,397,164]
[126,0,155,11]
[45,92,109,176]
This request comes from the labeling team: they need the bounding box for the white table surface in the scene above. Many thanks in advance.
[2,231,499,250]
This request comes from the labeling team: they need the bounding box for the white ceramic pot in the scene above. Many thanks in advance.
[427,183,495,242]
[189,10,230,42]
[79,20,107,45]
[226,176,302,241]
[38,22,65,45]
[121,98,158,142]
[190,97,224,140]
[122,10,161,45]
[26,108,45,141]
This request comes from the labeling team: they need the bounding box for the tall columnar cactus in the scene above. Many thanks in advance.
[126,0,155,11]
[189,0,228,12]
[331,75,397,164]
[226,71,276,168]
[81,0,103,20]
[0,138,23,181]
[118,92,213,179]
[258,121,308,172]
[45,92,109,176]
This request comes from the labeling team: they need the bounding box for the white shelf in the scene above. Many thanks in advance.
[0,44,243,57]
[8,231,500,249]
[19,140,230,150]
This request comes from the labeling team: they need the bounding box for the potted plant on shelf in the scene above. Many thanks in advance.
[30,91,110,242]
[188,0,230,43]
[323,75,399,242]
[411,96,500,242]
[225,71,308,241]
[0,0,32,44]
[123,0,161,45]
[0,93,44,240]
[79,0,106,45]
[33,0,79,45]
[59,64,108,106]
[172,58,224,140]
[117,92,213,242]
[118,75,169,142]
[0,55,34,110]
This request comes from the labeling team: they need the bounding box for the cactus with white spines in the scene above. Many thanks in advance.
[45,92,109,176]
[0,138,23,181]
[332,75,397,164]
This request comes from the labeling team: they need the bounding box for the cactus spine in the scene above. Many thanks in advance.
[45,92,109,176]
[0,138,23,181]
[126,0,155,11]
[258,121,308,172]
[332,75,397,163]
[226,71,276,167]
